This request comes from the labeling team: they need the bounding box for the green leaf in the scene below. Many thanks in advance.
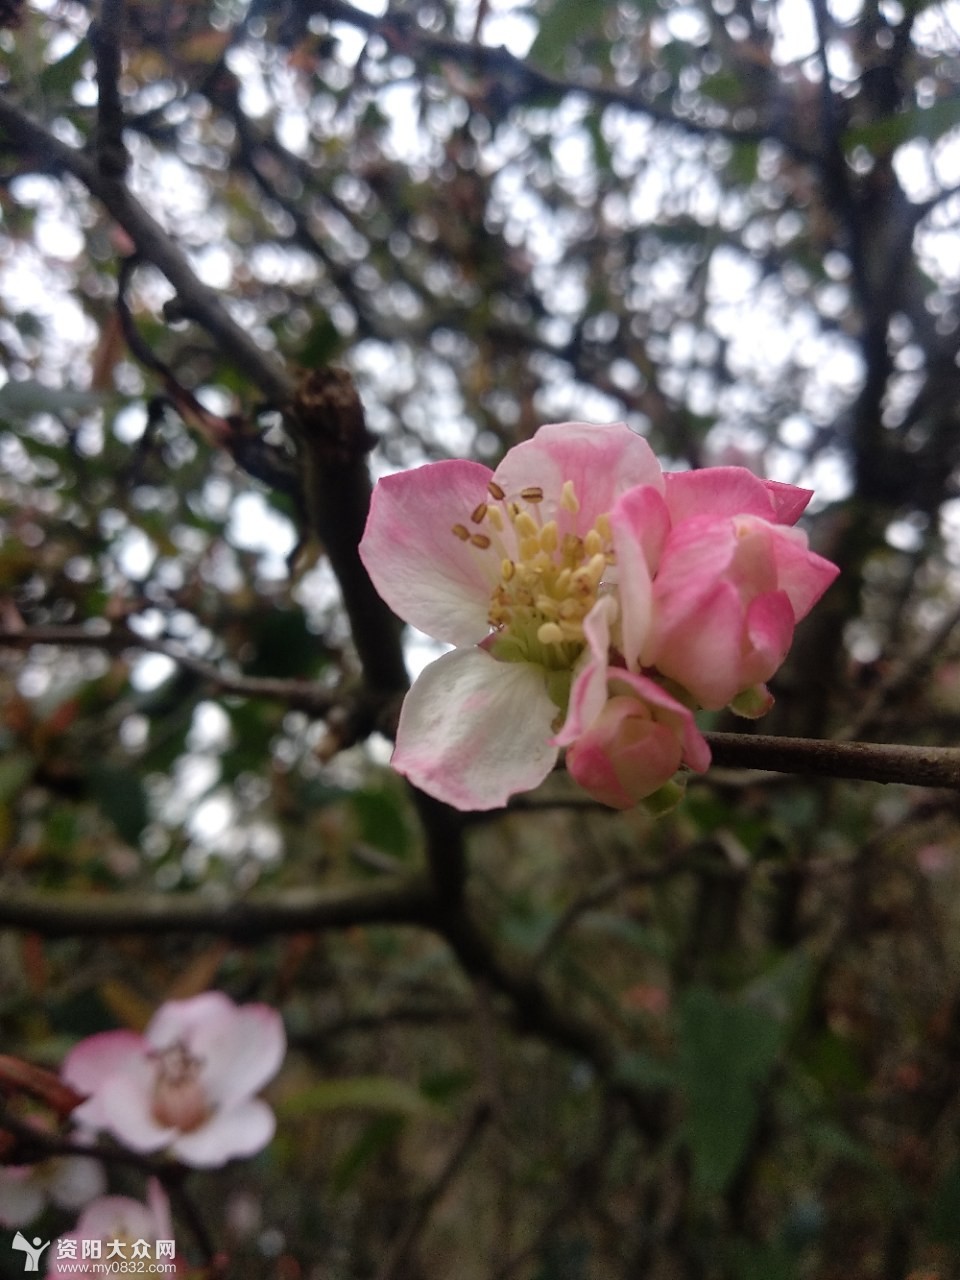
[351,783,414,861]
[278,1076,444,1119]
[728,1240,796,1280]
[39,39,92,102]
[529,0,606,71]
[0,380,102,420]
[927,1161,960,1248]
[331,1114,404,1194]
[678,986,785,1195]
[844,98,960,154]
[0,752,33,804]
[88,764,150,846]
[298,314,343,367]
[613,1050,676,1092]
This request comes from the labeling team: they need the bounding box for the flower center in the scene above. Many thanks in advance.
[150,1041,210,1133]
[452,477,615,681]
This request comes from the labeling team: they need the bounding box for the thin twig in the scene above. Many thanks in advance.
[374,1101,491,1280]
[0,625,349,715]
[90,0,129,178]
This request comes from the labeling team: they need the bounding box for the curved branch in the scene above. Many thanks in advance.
[0,625,350,716]
[0,91,293,404]
[307,0,816,158]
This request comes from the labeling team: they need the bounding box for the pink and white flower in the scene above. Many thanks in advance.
[47,1178,180,1276]
[360,421,700,809]
[0,1141,105,1228]
[61,993,286,1168]
[359,422,838,812]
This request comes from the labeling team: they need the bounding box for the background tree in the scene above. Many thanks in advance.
[1,0,960,1276]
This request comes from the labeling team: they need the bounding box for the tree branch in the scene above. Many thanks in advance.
[704,732,960,790]
[0,91,293,404]
[0,625,351,716]
[304,0,817,158]
[0,877,436,938]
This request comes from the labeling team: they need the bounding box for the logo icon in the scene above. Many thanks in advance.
[11,1233,50,1272]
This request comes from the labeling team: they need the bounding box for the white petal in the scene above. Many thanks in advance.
[393,648,559,810]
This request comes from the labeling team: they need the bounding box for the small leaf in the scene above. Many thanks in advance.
[678,986,785,1195]
[98,978,154,1032]
[529,0,606,71]
[0,752,33,804]
[332,1115,404,1194]
[0,380,102,419]
[88,764,150,846]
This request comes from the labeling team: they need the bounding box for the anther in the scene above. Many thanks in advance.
[521,486,544,503]
[471,502,488,523]
[501,559,516,581]
[451,524,470,541]
[488,480,506,501]
[471,533,492,549]
[539,521,559,554]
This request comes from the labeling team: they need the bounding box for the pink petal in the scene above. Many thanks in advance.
[359,460,499,645]
[0,1170,46,1228]
[494,422,663,536]
[147,994,285,1111]
[393,648,559,810]
[610,485,669,669]
[567,698,684,809]
[145,1178,174,1240]
[61,1030,144,1098]
[648,578,746,710]
[170,1100,276,1168]
[742,591,795,686]
[762,479,814,524]
[553,596,617,747]
[663,467,783,523]
[146,992,236,1048]
[100,1054,176,1154]
[192,1004,286,1111]
[48,1155,106,1211]
[766,529,841,619]
[608,670,712,772]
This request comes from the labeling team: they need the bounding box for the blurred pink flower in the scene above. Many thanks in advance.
[47,1178,180,1276]
[0,1143,104,1228]
[61,992,285,1168]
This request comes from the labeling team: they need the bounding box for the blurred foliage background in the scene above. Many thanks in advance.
[1,0,960,1276]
